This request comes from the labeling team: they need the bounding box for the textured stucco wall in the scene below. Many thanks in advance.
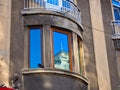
[77,0,118,90]
[100,0,120,90]
[116,51,120,78]
[77,0,99,89]
[89,0,111,90]
[0,0,11,86]
[10,0,24,89]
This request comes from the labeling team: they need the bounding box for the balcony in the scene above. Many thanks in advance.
[23,0,81,24]
[112,20,120,39]
[112,20,120,49]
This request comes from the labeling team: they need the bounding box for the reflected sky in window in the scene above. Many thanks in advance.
[53,31,70,70]
[53,32,69,55]
[30,29,42,68]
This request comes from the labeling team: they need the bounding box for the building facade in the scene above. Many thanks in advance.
[112,0,120,80]
[0,0,120,90]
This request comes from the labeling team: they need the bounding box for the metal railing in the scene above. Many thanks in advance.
[112,20,120,49]
[112,20,120,39]
[24,0,81,23]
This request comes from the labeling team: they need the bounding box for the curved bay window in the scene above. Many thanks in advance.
[27,26,84,74]
[52,29,72,71]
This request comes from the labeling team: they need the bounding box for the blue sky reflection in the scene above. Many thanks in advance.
[30,29,42,68]
[53,31,69,55]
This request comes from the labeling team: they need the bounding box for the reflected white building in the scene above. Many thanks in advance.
[54,51,70,70]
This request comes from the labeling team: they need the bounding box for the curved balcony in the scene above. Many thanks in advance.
[112,20,120,39]
[112,20,120,49]
[23,0,81,24]
[22,69,89,90]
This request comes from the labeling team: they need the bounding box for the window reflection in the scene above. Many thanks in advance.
[53,31,70,70]
[30,29,42,68]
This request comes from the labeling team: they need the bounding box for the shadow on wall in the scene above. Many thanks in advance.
[83,25,99,90]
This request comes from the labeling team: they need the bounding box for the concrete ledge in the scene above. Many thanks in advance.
[22,68,88,84]
[21,9,84,31]
[22,69,89,90]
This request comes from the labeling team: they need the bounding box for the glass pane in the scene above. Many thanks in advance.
[47,0,59,5]
[34,0,44,6]
[78,40,82,75]
[114,7,120,20]
[30,29,42,68]
[77,39,84,75]
[62,0,71,8]
[53,31,70,70]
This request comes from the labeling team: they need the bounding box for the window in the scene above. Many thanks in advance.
[45,0,60,11]
[114,7,120,20]
[28,27,83,74]
[45,0,75,11]
[34,0,44,6]
[47,0,59,5]
[62,0,71,8]
[78,38,84,75]
[30,28,42,69]
[53,30,72,71]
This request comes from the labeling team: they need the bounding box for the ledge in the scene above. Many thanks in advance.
[21,9,84,31]
[112,35,120,39]
[21,68,89,85]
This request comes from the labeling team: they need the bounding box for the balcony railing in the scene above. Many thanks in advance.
[112,20,120,49]
[24,0,81,23]
[112,20,120,39]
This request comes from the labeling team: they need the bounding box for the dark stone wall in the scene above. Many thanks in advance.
[77,0,99,90]
[100,0,120,90]
[10,0,24,88]
[23,14,83,38]
[23,72,88,90]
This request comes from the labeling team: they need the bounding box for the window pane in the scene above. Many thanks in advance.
[30,29,42,68]
[34,0,44,6]
[53,31,70,70]
[47,0,59,5]
[62,0,71,8]
[78,40,82,74]
[78,39,84,75]
[114,7,120,20]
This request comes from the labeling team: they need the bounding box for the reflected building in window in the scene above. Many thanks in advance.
[54,50,69,70]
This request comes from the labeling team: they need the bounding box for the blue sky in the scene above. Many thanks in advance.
[53,31,69,55]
